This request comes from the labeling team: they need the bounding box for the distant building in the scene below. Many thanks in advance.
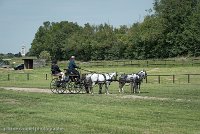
[22,57,35,69]
[21,46,26,57]
[22,57,46,69]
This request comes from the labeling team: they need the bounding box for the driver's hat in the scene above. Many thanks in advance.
[71,56,75,59]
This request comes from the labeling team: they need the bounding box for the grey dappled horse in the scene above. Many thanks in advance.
[137,70,147,91]
[118,70,147,93]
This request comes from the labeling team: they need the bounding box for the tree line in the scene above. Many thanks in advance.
[29,0,200,61]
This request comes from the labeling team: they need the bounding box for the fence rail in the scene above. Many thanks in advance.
[1,73,200,84]
[1,73,32,81]
[146,74,200,84]
[81,59,200,67]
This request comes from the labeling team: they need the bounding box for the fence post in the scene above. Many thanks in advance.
[173,75,175,83]
[146,76,148,83]
[46,74,48,80]
[27,73,29,80]
[158,75,160,84]
[187,74,190,83]
[8,74,10,81]
[192,59,193,66]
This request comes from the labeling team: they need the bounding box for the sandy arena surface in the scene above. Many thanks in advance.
[1,87,189,102]
[0,87,51,93]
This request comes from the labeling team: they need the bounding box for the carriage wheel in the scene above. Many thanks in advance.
[66,81,79,93]
[73,83,82,93]
[63,82,71,93]
[66,81,74,93]
[56,82,67,94]
[77,83,86,94]
[50,78,59,93]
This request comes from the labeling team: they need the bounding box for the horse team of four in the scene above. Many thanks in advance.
[82,70,147,94]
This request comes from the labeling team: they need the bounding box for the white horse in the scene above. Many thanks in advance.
[84,72,117,94]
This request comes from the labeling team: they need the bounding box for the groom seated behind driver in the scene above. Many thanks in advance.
[51,60,65,80]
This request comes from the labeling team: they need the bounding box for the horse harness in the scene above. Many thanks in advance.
[96,73,107,84]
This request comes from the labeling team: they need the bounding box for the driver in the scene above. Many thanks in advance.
[68,56,80,79]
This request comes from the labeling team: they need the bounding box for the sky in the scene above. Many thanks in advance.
[0,0,154,54]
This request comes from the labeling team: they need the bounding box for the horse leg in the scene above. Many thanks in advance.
[90,87,93,94]
[135,81,140,94]
[85,79,91,94]
[119,82,125,93]
[134,81,140,94]
[118,82,122,93]
[120,82,125,93]
[131,82,134,94]
[134,82,137,94]
[99,84,102,94]
[138,82,141,93]
[90,82,95,94]
[132,83,134,94]
[84,84,89,94]
[105,83,109,94]
[90,84,94,94]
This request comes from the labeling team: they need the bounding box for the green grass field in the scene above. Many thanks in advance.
[0,84,200,134]
[0,65,200,133]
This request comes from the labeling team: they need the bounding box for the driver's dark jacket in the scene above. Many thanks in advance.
[51,64,61,74]
[68,60,78,71]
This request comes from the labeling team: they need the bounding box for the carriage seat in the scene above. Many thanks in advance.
[64,69,79,77]
[51,72,62,76]
[51,73,62,80]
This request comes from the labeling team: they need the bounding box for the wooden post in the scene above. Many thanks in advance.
[192,59,193,66]
[46,74,48,80]
[146,76,148,83]
[173,75,175,84]
[27,73,29,80]
[188,74,190,83]
[8,74,10,81]
[158,75,160,84]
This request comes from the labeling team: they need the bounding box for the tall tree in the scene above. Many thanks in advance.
[153,0,200,57]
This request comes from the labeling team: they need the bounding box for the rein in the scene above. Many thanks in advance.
[80,68,97,73]
[80,68,108,74]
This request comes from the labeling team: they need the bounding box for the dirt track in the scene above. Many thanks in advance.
[0,87,51,93]
[0,87,188,102]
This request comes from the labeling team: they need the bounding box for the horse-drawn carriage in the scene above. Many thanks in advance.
[50,68,147,94]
